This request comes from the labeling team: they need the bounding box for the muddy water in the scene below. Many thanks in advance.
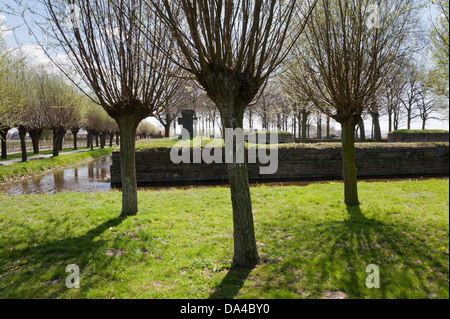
[0,155,446,196]
[0,157,112,195]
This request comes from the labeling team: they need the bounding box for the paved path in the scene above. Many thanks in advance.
[0,147,103,166]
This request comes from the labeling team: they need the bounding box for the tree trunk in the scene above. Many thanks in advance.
[87,132,92,149]
[388,110,392,133]
[358,117,365,142]
[1,128,8,160]
[58,129,66,151]
[52,128,64,157]
[221,104,258,268]
[422,120,426,130]
[91,133,94,151]
[100,133,106,148]
[370,112,382,142]
[18,126,28,163]
[301,110,308,143]
[109,134,114,147]
[341,118,360,206]
[72,128,80,150]
[118,117,140,217]
[95,134,99,147]
[164,123,171,138]
[326,116,331,139]
[29,129,42,154]
[116,133,120,146]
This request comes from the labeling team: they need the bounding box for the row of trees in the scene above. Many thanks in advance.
[7,0,448,268]
[1,46,130,161]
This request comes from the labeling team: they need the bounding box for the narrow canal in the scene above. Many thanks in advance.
[0,156,445,195]
[0,157,112,195]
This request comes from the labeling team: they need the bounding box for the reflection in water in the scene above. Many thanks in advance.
[0,155,446,196]
[0,157,112,195]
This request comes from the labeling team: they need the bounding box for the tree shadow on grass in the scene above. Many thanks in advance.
[0,217,125,298]
[208,266,254,299]
[243,205,448,299]
[314,205,449,298]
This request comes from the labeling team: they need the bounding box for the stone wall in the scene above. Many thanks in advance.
[110,143,449,186]
[388,132,449,143]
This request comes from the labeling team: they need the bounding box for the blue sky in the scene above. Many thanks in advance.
[1,1,448,133]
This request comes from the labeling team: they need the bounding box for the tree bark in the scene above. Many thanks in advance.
[72,128,80,150]
[326,116,331,139]
[1,128,9,160]
[18,126,28,163]
[370,111,382,142]
[164,122,171,138]
[29,129,42,155]
[221,103,258,267]
[358,117,365,142]
[341,118,360,206]
[52,128,66,157]
[116,133,120,146]
[301,110,308,143]
[118,116,140,217]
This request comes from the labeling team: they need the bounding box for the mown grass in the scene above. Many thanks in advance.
[0,148,115,183]
[392,129,449,134]
[0,179,448,299]
[0,147,79,162]
[135,138,449,151]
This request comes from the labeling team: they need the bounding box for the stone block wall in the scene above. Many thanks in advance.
[110,143,449,186]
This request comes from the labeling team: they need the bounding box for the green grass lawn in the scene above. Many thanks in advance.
[135,138,449,151]
[0,148,115,183]
[0,147,80,162]
[0,179,448,299]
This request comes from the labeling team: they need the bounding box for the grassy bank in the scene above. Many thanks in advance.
[135,138,449,151]
[0,179,448,299]
[0,148,115,183]
[1,147,80,162]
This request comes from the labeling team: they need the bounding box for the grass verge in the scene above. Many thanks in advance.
[0,179,448,299]
[0,148,115,184]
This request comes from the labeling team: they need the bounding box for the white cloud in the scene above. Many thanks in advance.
[0,13,12,36]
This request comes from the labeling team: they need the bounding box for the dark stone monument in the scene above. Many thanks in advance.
[178,110,197,140]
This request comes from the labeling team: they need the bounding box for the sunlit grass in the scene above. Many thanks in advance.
[0,179,448,299]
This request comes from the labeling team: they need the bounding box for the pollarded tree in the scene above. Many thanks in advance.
[287,0,421,205]
[149,0,318,267]
[35,0,181,216]
[0,37,26,159]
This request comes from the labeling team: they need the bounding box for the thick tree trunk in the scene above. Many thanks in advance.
[358,117,365,142]
[58,129,66,151]
[100,133,106,149]
[86,132,92,149]
[109,134,114,147]
[52,128,66,157]
[1,129,8,160]
[118,117,140,217]
[72,128,80,150]
[370,112,382,142]
[116,133,120,146]
[95,134,99,147]
[221,105,258,268]
[29,129,42,154]
[18,126,28,163]
[164,123,171,138]
[90,133,94,151]
[341,118,360,206]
